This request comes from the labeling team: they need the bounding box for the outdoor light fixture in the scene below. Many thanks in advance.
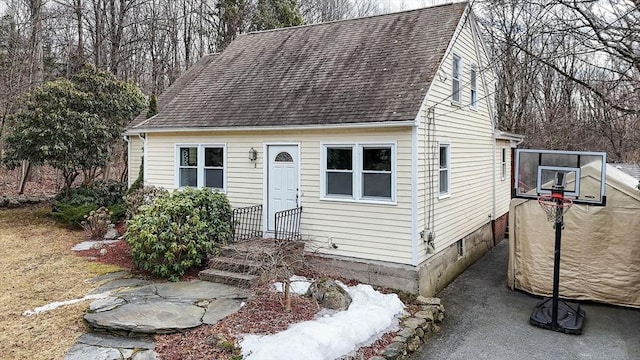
[249,148,257,161]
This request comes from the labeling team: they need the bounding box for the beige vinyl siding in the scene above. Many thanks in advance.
[416,11,498,264]
[128,136,144,187]
[144,127,414,264]
[495,141,512,217]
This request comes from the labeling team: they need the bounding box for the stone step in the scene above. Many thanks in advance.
[209,256,263,273]
[199,269,258,287]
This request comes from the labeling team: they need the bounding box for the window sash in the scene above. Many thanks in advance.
[439,144,450,195]
[501,148,507,180]
[470,67,477,108]
[452,55,461,103]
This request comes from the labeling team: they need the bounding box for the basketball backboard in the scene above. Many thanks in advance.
[514,149,607,205]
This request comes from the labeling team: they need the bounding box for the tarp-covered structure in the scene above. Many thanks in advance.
[508,164,640,308]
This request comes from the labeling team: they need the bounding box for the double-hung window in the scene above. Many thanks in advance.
[470,65,478,109]
[177,144,226,190]
[501,148,507,181]
[452,55,462,103]
[326,147,353,196]
[323,143,395,202]
[439,144,450,196]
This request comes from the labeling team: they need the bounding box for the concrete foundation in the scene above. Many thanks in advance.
[417,220,494,297]
[306,214,507,296]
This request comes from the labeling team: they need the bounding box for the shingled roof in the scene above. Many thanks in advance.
[131,2,468,131]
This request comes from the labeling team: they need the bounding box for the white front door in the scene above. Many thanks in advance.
[267,145,299,231]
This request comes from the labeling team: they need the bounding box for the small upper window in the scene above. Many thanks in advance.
[275,152,294,162]
[452,55,462,103]
[501,148,507,181]
[470,66,477,108]
[439,144,450,196]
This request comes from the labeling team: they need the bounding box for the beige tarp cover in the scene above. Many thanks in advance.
[508,165,640,308]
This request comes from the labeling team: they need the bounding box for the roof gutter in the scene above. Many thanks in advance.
[124,120,416,135]
[494,130,525,146]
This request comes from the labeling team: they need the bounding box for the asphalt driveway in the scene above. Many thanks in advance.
[413,240,640,360]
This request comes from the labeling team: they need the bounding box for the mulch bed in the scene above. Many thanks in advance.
[72,227,403,359]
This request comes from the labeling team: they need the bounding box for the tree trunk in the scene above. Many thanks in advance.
[18,160,31,194]
[284,280,291,312]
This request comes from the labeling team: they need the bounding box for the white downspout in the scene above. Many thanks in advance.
[138,133,147,185]
[123,135,131,187]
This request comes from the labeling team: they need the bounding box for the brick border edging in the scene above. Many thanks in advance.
[0,195,55,209]
[341,296,445,360]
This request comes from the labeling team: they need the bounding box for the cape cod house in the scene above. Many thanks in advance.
[125,2,523,296]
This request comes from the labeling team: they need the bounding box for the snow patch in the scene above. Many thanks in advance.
[272,275,312,295]
[23,292,111,316]
[241,283,405,360]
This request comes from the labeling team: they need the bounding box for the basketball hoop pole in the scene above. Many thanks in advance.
[530,180,585,335]
[551,189,563,330]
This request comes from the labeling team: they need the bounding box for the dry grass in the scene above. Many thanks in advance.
[0,206,123,360]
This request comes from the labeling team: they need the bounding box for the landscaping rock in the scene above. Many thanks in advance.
[64,333,158,360]
[155,280,250,302]
[104,224,119,240]
[84,302,205,334]
[6,199,20,209]
[72,239,120,252]
[75,333,154,350]
[416,296,441,306]
[407,335,422,352]
[403,317,426,330]
[26,196,41,204]
[306,278,352,310]
[415,308,437,322]
[89,296,126,312]
[202,298,244,325]
[63,343,122,360]
[381,341,406,359]
[16,196,28,203]
[0,197,8,207]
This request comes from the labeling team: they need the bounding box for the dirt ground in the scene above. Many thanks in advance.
[0,206,124,360]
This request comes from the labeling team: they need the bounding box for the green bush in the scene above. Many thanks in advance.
[56,179,126,208]
[52,180,126,227]
[51,202,99,227]
[125,188,233,281]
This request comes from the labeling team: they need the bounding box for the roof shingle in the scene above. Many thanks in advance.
[133,2,468,130]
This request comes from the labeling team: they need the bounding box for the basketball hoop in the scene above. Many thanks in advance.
[538,194,573,222]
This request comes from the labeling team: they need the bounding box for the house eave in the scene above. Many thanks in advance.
[124,120,416,135]
[494,130,524,143]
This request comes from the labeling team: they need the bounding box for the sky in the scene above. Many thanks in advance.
[241,276,406,360]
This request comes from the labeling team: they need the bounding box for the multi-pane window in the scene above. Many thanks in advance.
[323,144,394,201]
[362,147,392,198]
[501,148,507,181]
[179,147,198,187]
[177,145,225,190]
[326,147,353,196]
[439,144,450,196]
[470,65,477,108]
[204,147,224,188]
[452,55,461,103]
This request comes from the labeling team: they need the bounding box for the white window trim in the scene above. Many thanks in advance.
[451,54,462,104]
[320,142,397,205]
[174,143,227,191]
[470,64,478,110]
[438,142,451,199]
[501,147,507,181]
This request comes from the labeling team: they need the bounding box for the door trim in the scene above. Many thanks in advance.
[263,142,301,234]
